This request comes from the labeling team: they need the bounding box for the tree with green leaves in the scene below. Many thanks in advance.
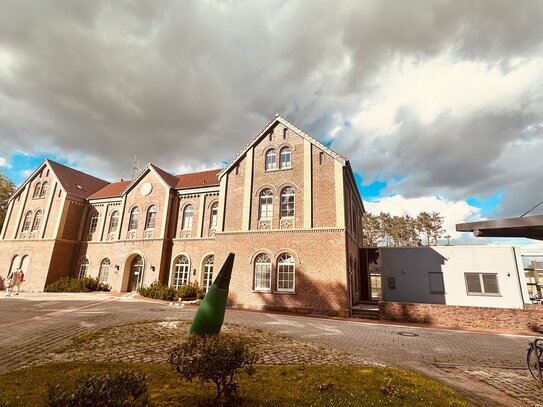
[0,173,15,230]
[362,211,445,247]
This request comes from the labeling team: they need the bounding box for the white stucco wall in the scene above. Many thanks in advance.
[380,246,530,309]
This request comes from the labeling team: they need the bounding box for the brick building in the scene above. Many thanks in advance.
[0,115,364,316]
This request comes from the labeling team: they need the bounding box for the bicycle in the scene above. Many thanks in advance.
[527,338,543,383]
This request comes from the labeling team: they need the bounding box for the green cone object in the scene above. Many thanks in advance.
[189,253,235,336]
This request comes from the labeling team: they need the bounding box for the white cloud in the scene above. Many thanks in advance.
[0,157,12,168]
[364,195,482,242]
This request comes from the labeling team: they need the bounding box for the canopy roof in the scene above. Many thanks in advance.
[456,214,543,241]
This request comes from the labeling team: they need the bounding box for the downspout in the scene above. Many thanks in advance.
[512,247,526,307]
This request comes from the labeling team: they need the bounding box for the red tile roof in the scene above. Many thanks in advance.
[175,169,221,189]
[47,160,109,199]
[88,180,131,200]
[150,164,179,188]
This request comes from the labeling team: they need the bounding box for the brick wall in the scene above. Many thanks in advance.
[379,301,543,332]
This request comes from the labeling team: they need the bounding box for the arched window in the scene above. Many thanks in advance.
[280,187,295,218]
[280,147,291,169]
[22,211,33,232]
[277,254,295,292]
[259,189,273,219]
[108,211,120,233]
[20,255,30,274]
[145,205,157,229]
[210,202,218,228]
[203,255,214,293]
[128,207,140,230]
[33,183,41,198]
[265,149,276,170]
[79,258,89,279]
[99,258,110,284]
[31,210,42,232]
[173,255,190,289]
[9,255,20,275]
[89,212,99,234]
[182,205,194,230]
[254,254,271,290]
[40,182,48,198]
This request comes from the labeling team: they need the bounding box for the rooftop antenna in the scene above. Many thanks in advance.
[131,155,139,180]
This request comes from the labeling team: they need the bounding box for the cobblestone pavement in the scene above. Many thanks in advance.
[31,320,379,367]
[1,292,542,407]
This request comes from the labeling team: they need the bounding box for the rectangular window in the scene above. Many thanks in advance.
[428,272,445,294]
[464,273,500,295]
[319,152,325,165]
[388,277,396,289]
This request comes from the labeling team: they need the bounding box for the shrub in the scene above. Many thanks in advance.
[138,281,177,301]
[47,370,149,407]
[177,282,202,300]
[45,277,110,293]
[169,333,258,403]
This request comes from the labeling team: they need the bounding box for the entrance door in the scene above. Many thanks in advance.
[128,256,143,291]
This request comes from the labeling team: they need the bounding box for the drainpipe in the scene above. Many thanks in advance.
[512,247,526,306]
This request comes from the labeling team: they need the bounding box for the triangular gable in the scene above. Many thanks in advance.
[8,159,109,202]
[121,163,176,196]
[219,115,347,178]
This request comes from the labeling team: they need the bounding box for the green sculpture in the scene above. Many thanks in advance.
[190,252,235,336]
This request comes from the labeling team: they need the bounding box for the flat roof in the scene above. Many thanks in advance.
[456,214,543,241]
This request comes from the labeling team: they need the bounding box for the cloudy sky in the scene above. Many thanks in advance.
[1,0,542,246]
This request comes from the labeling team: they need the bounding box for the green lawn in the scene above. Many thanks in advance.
[0,362,468,406]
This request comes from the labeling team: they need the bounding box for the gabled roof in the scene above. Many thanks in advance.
[219,114,347,178]
[88,180,131,200]
[150,164,179,188]
[175,169,221,189]
[46,160,110,199]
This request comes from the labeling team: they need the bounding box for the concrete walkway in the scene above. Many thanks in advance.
[1,292,542,406]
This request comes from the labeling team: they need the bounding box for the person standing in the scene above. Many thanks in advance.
[15,268,24,295]
[5,269,14,297]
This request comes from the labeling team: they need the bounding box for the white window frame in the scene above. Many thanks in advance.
[99,259,110,283]
[280,187,295,218]
[145,205,157,230]
[128,207,140,231]
[259,189,273,219]
[210,202,218,228]
[277,254,295,292]
[31,210,42,232]
[203,256,214,293]
[254,254,272,291]
[265,149,276,171]
[79,258,89,279]
[89,212,99,234]
[182,205,194,230]
[280,147,292,169]
[464,272,501,296]
[22,211,33,232]
[40,182,48,198]
[33,183,41,198]
[109,211,120,233]
[173,256,190,289]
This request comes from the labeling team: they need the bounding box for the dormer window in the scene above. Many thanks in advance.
[76,184,83,190]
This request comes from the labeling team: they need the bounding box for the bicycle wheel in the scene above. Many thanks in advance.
[527,345,543,381]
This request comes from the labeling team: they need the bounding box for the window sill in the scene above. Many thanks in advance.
[466,293,502,297]
[265,167,293,173]
[251,290,296,295]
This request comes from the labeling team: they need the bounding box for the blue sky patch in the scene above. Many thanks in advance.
[466,191,503,216]
[3,152,72,186]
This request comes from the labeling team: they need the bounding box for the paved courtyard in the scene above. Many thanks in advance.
[0,292,542,406]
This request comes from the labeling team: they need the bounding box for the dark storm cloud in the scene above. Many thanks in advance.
[0,0,542,216]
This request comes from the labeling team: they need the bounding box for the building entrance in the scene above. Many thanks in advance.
[128,256,143,291]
